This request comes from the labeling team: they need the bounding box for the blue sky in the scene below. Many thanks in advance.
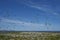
[0,0,60,31]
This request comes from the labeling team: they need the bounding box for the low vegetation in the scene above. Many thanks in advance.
[0,32,60,40]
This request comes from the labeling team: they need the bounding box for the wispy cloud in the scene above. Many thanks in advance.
[30,5,58,16]
[1,18,45,27]
[0,18,59,31]
[20,0,59,15]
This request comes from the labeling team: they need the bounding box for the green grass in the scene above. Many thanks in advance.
[0,32,60,40]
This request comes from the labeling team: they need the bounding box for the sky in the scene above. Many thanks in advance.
[0,0,60,31]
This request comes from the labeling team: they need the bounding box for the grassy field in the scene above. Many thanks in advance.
[0,31,60,40]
